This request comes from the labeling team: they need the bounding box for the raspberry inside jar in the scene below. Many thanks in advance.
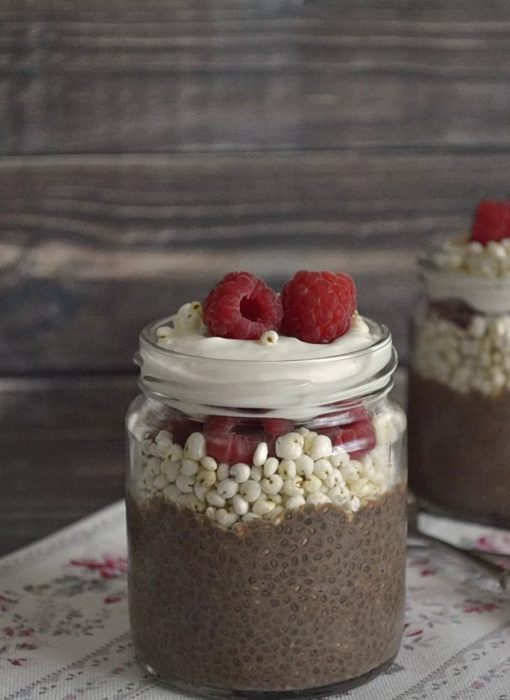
[126,293,406,696]
[409,227,510,526]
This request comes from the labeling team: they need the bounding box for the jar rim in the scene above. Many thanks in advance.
[417,234,510,278]
[417,235,510,314]
[135,315,397,419]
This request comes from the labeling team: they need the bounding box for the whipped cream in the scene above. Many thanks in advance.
[424,272,510,314]
[422,236,510,313]
[137,309,396,420]
[157,320,375,362]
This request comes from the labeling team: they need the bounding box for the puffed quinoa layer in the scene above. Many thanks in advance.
[413,311,510,396]
[131,410,405,529]
[430,237,510,279]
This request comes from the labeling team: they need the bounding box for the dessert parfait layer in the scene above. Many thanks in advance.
[126,271,407,696]
[409,200,510,526]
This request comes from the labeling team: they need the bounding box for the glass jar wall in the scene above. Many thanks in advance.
[126,316,407,697]
[409,240,510,527]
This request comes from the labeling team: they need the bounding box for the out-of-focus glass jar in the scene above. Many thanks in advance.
[409,237,510,527]
[126,314,407,697]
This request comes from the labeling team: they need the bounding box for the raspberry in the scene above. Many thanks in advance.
[204,416,238,434]
[203,272,282,340]
[203,416,237,462]
[264,418,295,437]
[165,417,197,445]
[281,271,357,343]
[322,419,376,460]
[204,416,261,464]
[471,200,510,245]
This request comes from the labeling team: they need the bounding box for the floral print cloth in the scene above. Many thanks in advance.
[1,502,510,699]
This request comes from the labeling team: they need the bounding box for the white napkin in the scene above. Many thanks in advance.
[1,502,510,699]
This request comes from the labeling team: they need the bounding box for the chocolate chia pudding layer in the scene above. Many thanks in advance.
[409,369,510,527]
[127,486,406,695]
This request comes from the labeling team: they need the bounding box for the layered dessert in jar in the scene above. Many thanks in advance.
[409,200,510,526]
[126,270,407,697]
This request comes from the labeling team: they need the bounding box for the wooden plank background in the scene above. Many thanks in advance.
[3,1,510,154]
[1,0,510,553]
[5,152,510,373]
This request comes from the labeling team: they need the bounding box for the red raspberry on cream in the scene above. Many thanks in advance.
[471,200,510,245]
[281,271,357,343]
[203,272,282,340]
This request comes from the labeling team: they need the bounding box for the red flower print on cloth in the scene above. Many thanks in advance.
[0,591,18,612]
[462,600,500,614]
[404,627,424,638]
[7,657,27,667]
[69,556,128,579]
[104,594,124,605]
[4,625,34,638]
[3,501,510,697]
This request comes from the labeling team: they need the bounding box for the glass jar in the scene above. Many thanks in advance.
[126,315,407,697]
[409,240,510,526]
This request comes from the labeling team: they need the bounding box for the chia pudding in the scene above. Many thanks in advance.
[126,271,407,695]
[409,201,510,526]
[409,370,510,525]
[128,487,406,693]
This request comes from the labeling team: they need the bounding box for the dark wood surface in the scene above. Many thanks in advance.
[4,151,510,372]
[3,0,510,373]
[2,1,510,555]
[3,1,510,154]
[0,376,136,556]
